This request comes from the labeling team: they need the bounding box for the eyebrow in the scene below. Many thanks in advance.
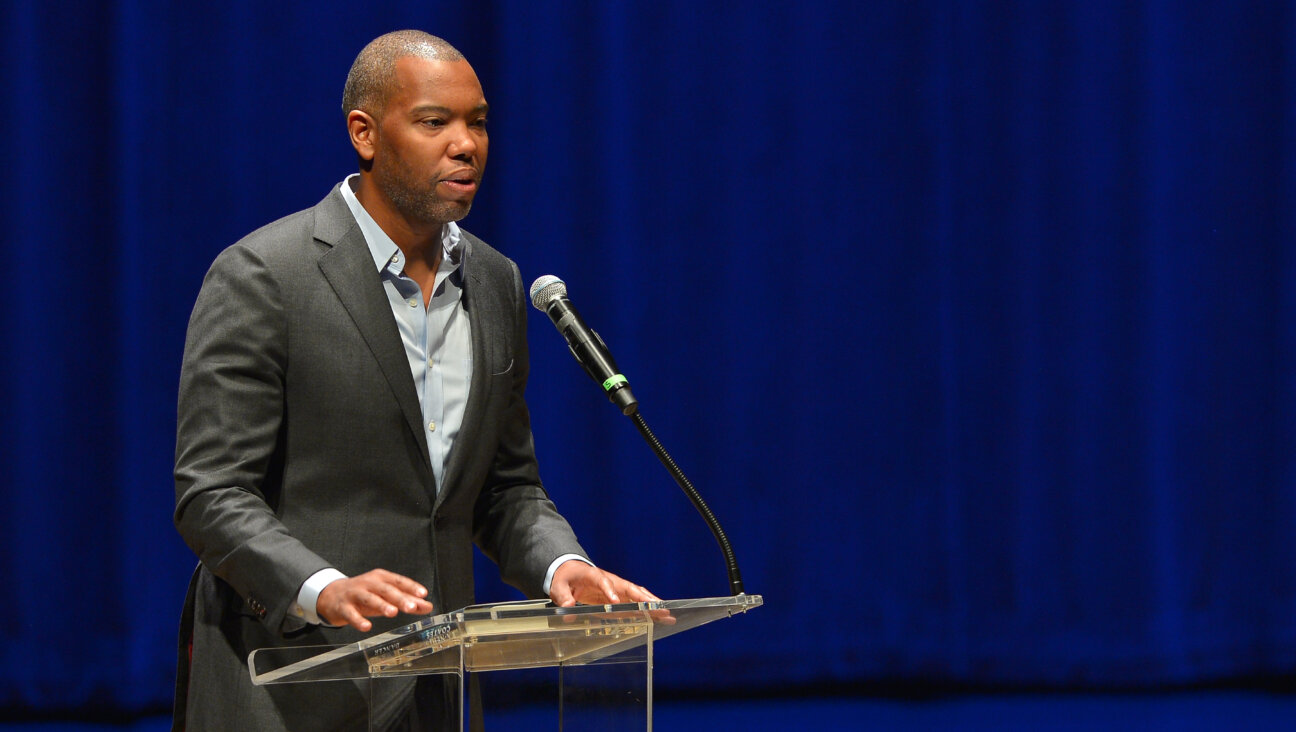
[410,103,490,116]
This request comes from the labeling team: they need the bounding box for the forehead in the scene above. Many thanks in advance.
[388,56,486,110]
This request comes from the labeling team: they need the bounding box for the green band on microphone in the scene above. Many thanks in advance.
[602,374,628,391]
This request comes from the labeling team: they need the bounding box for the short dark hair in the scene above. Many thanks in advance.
[342,30,465,118]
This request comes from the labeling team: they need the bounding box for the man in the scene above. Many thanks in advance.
[173,30,655,730]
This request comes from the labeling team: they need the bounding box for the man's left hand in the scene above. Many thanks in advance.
[548,560,659,607]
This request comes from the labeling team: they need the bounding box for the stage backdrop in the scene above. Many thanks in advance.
[2,0,1295,712]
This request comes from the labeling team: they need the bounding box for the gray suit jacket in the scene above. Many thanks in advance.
[173,187,584,730]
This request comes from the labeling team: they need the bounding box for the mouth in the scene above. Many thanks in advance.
[438,169,480,194]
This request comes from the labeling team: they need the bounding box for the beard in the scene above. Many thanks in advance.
[373,152,474,226]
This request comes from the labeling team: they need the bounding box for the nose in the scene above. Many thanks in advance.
[447,121,478,160]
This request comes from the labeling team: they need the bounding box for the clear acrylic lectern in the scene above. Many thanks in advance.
[249,594,762,730]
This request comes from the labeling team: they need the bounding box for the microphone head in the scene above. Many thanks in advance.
[529,275,568,312]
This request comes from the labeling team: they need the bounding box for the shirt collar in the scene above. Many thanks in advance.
[338,174,466,278]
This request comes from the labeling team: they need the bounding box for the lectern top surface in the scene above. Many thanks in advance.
[250,594,763,685]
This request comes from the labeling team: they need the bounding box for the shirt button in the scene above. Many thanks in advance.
[390,254,399,264]
[428,421,437,432]
[428,358,435,368]
[407,298,418,308]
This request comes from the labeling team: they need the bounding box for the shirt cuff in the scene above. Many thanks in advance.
[290,568,348,625]
[543,554,593,596]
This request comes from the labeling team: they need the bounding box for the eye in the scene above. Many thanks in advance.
[420,118,446,128]
[471,117,488,129]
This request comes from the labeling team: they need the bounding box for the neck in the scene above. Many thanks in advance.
[353,174,444,305]
[353,174,444,259]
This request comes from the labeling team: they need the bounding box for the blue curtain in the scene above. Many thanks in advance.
[2,0,1294,712]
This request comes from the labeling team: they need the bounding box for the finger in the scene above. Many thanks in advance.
[353,588,399,617]
[380,587,433,615]
[365,582,424,615]
[338,602,372,632]
[550,579,576,607]
[406,597,435,614]
[623,583,659,602]
[386,593,434,615]
[600,575,621,604]
[375,570,430,599]
[363,572,432,613]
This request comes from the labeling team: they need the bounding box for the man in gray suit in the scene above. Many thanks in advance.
[173,30,656,730]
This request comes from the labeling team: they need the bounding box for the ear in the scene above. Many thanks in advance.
[347,110,378,163]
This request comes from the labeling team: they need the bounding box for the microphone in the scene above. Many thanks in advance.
[529,275,639,415]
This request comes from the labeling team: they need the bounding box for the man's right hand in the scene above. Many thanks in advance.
[316,568,434,632]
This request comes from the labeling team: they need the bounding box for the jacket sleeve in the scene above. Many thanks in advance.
[174,242,331,631]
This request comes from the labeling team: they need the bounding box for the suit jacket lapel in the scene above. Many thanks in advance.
[312,191,434,484]
[438,247,500,509]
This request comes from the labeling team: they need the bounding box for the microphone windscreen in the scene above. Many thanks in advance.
[529,275,568,312]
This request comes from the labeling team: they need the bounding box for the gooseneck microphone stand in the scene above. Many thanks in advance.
[626,409,745,596]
